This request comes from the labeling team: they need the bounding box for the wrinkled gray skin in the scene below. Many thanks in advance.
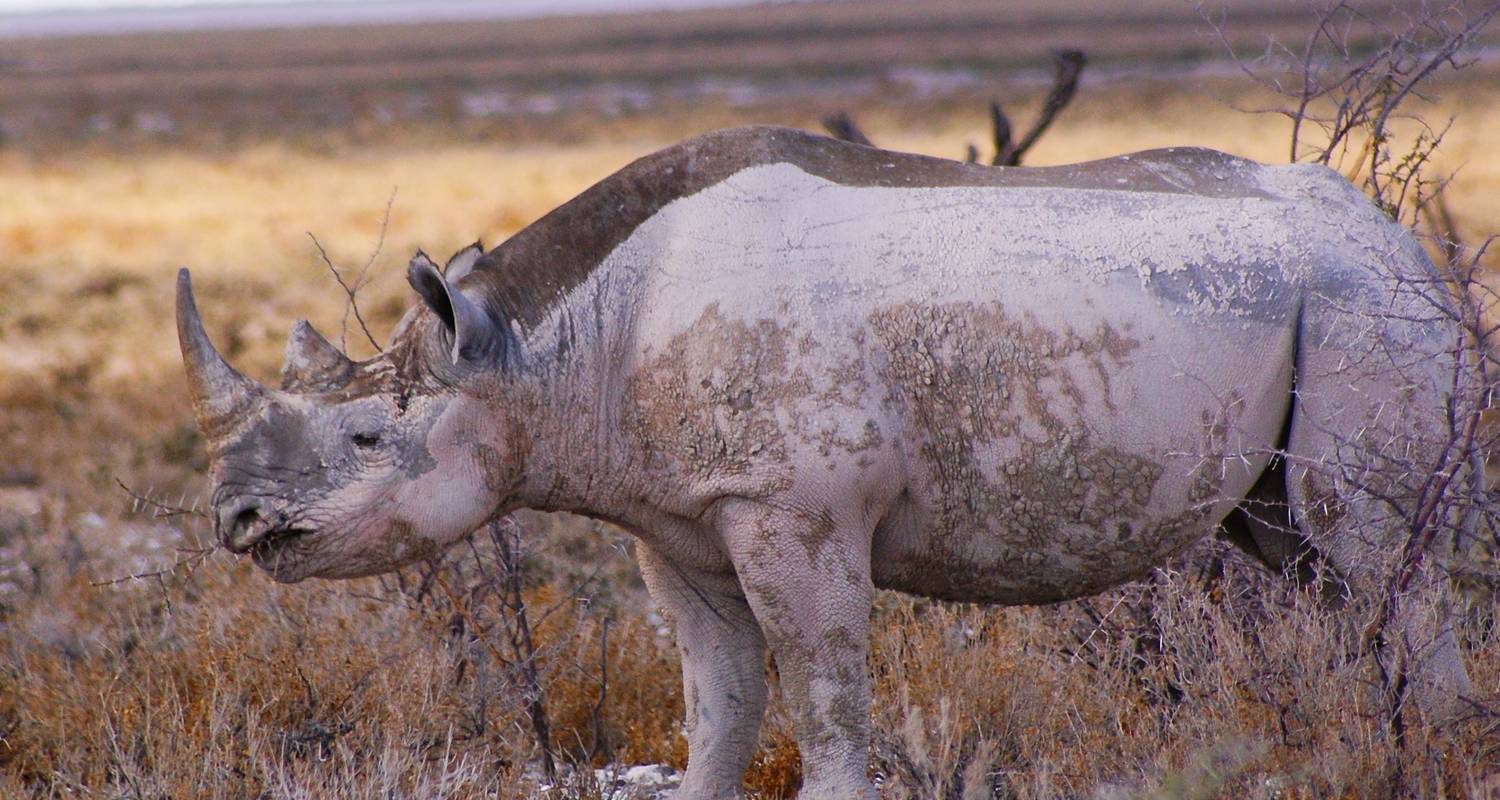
[179,127,1474,799]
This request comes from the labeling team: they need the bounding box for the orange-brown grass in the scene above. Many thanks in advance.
[0,510,688,798]
[3,77,1499,797]
[866,552,1500,798]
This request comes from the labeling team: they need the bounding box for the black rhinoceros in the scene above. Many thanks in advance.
[177,127,1473,799]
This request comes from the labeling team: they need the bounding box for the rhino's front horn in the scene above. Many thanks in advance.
[176,268,265,437]
[280,320,354,392]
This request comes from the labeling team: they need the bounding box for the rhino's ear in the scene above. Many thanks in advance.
[280,319,354,392]
[443,240,484,284]
[407,250,505,366]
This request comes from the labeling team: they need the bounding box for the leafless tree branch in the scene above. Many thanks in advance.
[821,48,1086,167]
[997,49,1087,166]
[116,478,209,520]
[308,229,384,355]
[89,546,215,588]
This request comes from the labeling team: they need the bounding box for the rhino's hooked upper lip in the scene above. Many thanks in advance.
[225,512,313,555]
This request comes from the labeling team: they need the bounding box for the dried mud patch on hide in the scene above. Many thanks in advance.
[868,301,1150,529]
[473,443,510,493]
[868,302,1223,597]
[1297,470,1348,536]
[380,519,442,566]
[621,304,812,485]
[794,507,840,562]
[869,301,1139,441]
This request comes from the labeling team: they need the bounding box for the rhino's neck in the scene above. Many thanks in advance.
[487,251,671,530]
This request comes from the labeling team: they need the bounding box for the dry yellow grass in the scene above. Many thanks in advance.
[2,75,1498,798]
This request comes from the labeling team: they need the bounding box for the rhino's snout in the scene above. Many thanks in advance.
[217,496,275,553]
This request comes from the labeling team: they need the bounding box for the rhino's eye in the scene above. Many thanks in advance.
[351,432,381,449]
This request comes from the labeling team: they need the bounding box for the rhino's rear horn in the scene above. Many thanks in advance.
[281,320,355,393]
[176,268,266,437]
[408,250,506,366]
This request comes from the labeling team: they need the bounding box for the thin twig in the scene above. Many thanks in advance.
[1000,48,1086,165]
[587,617,610,763]
[90,546,215,588]
[493,518,557,782]
[116,478,209,520]
[361,188,397,279]
[988,100,1013,165]
[308,232,382,354]
[821,48,1085,168]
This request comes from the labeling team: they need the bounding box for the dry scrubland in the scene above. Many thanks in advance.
[3,35,1500,800]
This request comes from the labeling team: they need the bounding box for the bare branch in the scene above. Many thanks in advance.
[821,49,1085,167]
[1434,188,1463,259]
[308,232,383,354]
[492,518,557,782]
[587,617,610,764]
[361,187,397,279]
[116,478,209,520]
[989,100,1014,166]
[90,546,215,588]
[1001,48,1087,166]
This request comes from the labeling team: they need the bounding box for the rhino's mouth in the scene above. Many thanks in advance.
[247,526,313,565]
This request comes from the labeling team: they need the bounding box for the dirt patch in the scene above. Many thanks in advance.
[868,300,1149,534]
[864,300,1239,599]
[621,303,812,486]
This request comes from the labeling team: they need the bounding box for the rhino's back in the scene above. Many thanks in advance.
[626,138,1390,337]
[470,126,1339,328]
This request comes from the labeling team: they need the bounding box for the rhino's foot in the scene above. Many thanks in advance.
[1389,598,1473,725]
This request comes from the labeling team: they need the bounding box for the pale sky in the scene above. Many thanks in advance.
[0,0,771,11]
[2,0,339,9]
[0,0,802,37]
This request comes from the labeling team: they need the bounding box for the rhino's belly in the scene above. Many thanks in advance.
[868,448,1259,604]
[865,294,1295,605]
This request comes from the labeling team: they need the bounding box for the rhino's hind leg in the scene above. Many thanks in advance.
[638,543,768,799]
[717,499,877,800]
[1285,324,1474,718]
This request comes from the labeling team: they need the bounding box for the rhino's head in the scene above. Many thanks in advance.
[176,244,524,583]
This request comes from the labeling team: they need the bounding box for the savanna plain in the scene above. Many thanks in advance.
[2,2,1500,797]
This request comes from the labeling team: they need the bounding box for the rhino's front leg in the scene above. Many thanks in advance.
[718,500,877,800]
[637,543,768,799]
